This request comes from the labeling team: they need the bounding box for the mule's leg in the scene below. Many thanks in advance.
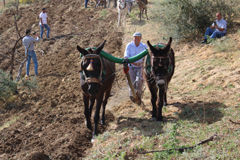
[89,97,95,117]
[139,9,141,21]
[145,8,148,20]
[114,0,117,8]
[83,93,92,129]
[104,0,107,8]
[157,88,165,122]
[107,0,110,8]
[123,12,126,26]
[92,93,104,139]
[164,92,167,106]
[117,12,121,27]
[101,89,111,125]
[149,86,157,120]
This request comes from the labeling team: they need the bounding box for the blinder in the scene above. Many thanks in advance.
[150,55,172,90]
[79,54,103,84]
[151,56,171,78]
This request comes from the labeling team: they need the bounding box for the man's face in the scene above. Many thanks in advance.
[42,10,46,13]
[133,36,141,46]
[216,13,221,21]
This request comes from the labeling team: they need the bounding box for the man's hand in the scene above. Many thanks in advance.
[132,62,141,66]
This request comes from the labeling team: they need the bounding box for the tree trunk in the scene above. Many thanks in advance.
[3,0,5,7]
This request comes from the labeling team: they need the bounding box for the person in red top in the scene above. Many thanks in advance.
[39,8,50,39]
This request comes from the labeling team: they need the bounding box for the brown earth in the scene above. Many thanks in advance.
[1,0,240,159]
[0,0,125,159]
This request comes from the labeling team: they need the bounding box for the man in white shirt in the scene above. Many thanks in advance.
[201,13,227,44]
[124,32,147,102]
[39,8,50,39]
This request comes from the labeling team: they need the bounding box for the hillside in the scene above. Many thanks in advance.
[0,0,240,159]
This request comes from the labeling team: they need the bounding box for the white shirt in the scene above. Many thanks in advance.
[124,41,147,67]
[39,12,48,25]
[22,36,40,52]
[212,18,227,33]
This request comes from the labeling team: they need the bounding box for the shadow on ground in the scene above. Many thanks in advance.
[171,101,225,124]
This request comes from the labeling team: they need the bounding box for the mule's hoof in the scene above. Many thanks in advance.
[157,120,163,123]
[91,136,95,143]
[101,120,105,125]
[150,117,156,121]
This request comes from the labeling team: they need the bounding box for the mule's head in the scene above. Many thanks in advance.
[147,37,172,88]
[77,40,106,96]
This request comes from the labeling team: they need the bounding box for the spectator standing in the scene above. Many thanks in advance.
[39,8,50,39]
[201,13,227,44]
[85,0,89,8]
[22,29,40,77]
[124,32,147,102]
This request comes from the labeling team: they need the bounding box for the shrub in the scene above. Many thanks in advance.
[150,0,240,41]
[0,70,38,103]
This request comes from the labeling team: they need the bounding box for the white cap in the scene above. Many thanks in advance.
[133,32,142,37]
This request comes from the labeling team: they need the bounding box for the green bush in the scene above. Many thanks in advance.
[0,70,18,102]
[0,70,38,103]
[150,0,240,41]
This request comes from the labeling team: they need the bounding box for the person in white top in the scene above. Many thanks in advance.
[201,13,227,44]
[39,8,50,39]
[124,32,147,102]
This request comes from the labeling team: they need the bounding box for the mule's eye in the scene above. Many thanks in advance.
[82,62,88,68]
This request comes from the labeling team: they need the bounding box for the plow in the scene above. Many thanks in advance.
[84,44,165,104]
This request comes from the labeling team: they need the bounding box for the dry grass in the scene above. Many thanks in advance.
[84,0,240,159]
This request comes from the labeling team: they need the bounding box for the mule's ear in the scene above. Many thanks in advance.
[164,37,172,52]
[77,45,88,56]
[147,41,158,56]
[95,40,106,54]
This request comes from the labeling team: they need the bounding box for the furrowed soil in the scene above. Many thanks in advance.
[0,0,240,159]
[0,0,124,159]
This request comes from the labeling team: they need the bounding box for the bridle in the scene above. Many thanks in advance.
[151,56,171,78]
[79,54,103,85]
[148,54,172,90]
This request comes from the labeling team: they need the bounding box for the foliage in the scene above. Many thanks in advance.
[0,70,18,102]
[150,0,240,41]
[19,0,40,4]
[0,70,38,103]
[99,10,108,19]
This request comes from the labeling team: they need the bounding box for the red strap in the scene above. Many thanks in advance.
[123,66,129,74]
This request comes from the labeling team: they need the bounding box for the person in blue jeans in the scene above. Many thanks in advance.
[85,0,89,8]
[22,29,40,77]
[201,13,227,44]
[39,8,50,39]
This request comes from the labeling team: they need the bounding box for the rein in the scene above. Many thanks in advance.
[80,53,119,85]
[144,51,172,91]
[80,54,103,84]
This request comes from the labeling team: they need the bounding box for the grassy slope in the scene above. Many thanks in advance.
[84,1,240,160]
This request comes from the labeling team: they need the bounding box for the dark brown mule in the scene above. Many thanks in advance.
[137,0,148,21]
[143,37,175,122]
[77,40,115,142]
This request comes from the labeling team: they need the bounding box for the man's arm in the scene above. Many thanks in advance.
[39,13,43,25]
[215,27,225,32]
[30,35,40,42]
